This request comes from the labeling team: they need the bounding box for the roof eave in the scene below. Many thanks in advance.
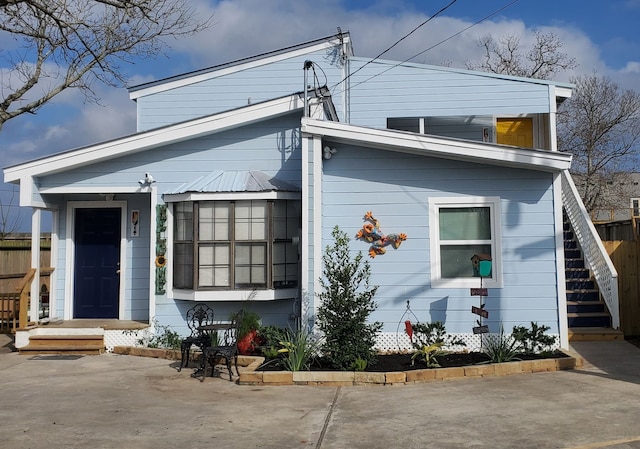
[129,33,352,100]
[300,118,572,172]
[4,94,304,183]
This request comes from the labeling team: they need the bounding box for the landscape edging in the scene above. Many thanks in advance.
[112,345,583,386]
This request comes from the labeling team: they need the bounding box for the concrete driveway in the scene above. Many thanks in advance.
[1,336,640,449]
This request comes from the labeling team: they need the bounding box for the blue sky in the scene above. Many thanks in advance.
[1,0,639,231]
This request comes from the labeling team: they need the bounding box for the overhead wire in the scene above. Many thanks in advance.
[331,0,458,92]
[332,0,520,95]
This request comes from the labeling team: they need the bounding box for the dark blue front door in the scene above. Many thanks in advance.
[73,208,121,319]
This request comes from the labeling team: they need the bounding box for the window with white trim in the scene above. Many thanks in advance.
[173,199,300,290]
[429,197,502,288]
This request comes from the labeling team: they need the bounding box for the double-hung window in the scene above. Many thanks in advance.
[172,199,300,291]
[429,197,502,288]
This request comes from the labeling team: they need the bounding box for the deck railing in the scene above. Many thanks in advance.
[561,171,620,328]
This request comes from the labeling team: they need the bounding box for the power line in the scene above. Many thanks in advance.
[331,0,458,92]
[333,0,520,95]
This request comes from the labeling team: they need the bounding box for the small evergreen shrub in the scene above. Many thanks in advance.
[317,226,382,370]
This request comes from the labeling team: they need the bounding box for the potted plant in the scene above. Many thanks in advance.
[233,308,261,355]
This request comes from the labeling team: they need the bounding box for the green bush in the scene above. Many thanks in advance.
[512,322,557,354]
[139,322,181,350]
[258,325,288,359]
[317,226,382,370]
[410,322,465,368]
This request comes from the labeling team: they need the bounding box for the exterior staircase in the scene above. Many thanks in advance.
[564,219,623,341]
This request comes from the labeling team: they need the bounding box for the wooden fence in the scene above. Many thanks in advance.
[603,240,640,337]
[1,235,52,333]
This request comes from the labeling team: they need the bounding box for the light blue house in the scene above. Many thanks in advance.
[4,32,619,352]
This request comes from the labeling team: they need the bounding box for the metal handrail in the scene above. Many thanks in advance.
[561,171,620,328]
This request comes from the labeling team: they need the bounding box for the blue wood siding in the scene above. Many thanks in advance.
[41,113,303,325]
[320,144,559,335]
[347,58,553,129]
[39,114,303,191]
[136,50,345,131]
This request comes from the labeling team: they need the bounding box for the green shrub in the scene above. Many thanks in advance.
[512,322,557,354]
[258,325,288,359]
[410,322,465,368]
[140,322,181,350]
[317,226,382,370]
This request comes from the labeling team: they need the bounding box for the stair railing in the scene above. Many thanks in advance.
[561,171,620,328]
[16,268,37,330]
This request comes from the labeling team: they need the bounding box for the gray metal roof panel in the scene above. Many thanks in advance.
[164,170,300,195]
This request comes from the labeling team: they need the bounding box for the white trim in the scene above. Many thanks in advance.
[166,203,174,302]
[163,191,301,202]
[428,196,503,289]
[313,135,323,323]
[548,85,559,152]
[301,133,310,324]
[64,201,128,320]
[129,38,345,99]
[172,288,297,302]
[4,94,304,182]
[40,186,142,194]
[553,173,569,349]
[50,209,59,318]
[149,187,158,323]
[30,209,41,322]
[300,118,572,172]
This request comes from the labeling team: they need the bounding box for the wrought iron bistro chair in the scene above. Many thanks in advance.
[200,312,243,382]
[178,304,215,372]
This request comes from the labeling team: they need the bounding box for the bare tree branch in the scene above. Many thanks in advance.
[558,74,640,212]
[0,0,211,131]
[466,31,577,80]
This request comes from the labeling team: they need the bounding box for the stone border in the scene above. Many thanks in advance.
[112,346,582,386]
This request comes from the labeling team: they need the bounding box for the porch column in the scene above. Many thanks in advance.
[30,208,41,322]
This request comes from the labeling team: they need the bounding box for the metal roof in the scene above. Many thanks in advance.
[164,170,300,195]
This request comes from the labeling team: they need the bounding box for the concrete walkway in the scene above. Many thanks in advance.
[1,336,640,449]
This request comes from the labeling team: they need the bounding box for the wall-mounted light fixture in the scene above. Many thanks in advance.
[138,172,156,187]
[323,146,337,160]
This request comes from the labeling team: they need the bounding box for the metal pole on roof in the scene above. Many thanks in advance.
[303,60,313,117]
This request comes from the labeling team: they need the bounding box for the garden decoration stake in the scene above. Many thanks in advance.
[396,300,420,351]
[470,255,492,347]
[355,211,407,258]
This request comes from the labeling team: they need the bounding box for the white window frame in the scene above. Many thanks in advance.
[429,196,502,288]
[164,191,301,301]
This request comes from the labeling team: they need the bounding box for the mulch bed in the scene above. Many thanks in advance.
[257,351,569,372]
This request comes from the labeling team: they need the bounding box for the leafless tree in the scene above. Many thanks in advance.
[0,185,21,239]
[0,0,210,132]
[558,74,640,213]
[466,31,577,80]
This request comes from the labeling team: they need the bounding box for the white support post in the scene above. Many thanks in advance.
[30,208,42,322]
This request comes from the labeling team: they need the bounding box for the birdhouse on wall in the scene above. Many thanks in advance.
[471,254,492,277]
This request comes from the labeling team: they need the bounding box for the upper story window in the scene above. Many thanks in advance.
[429,197,502,288]
[173,199,300,291]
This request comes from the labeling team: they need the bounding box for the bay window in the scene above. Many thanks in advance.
[173,199,299,290]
